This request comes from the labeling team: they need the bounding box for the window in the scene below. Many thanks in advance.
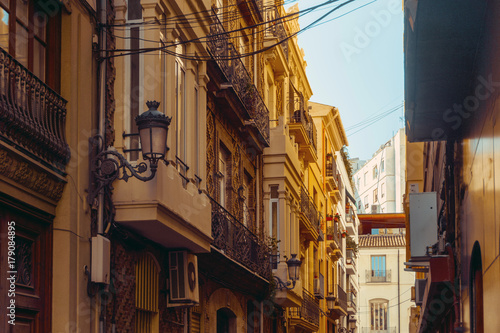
[373,188,378,202]
[175,41,187,163]
[373,165,378,179]
[370,299,388,331]
[370,255,386,282]
[358,201,362,210]
[364,172,368,186]
[364,195,369,210]
[194,63,200,178]
[136,253,160,332]
[0,0,54,81]
[380,158,385,173]
[218,144,230,208]
[269,185,279,268]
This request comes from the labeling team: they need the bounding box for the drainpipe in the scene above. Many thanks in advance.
[398,249,400,333]
[97,0,107,332]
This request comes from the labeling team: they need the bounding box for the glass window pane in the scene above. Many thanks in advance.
[0,8,8,50]
[33,38,45,80]
[16,0,28,25]
[33,10,47,40]
[15,23,28,67]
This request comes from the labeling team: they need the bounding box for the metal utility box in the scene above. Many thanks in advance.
[91,235,111,284]
[409,192,437,259]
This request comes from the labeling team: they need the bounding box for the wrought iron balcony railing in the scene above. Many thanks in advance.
[300,185,321,232]
[289,82,317,153]
[326,160,338,178]
[210,197,271,279]
[207,16,270,147]
[360,327,396,333]
[264,7,289,59]
[0,47,70,173]
[289,288,320,327]
[346,249,357,271]
[336,284,348,311]
[348,290,357,309]
[365,269,392,283]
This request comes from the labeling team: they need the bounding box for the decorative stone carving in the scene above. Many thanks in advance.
[0,147,66,202]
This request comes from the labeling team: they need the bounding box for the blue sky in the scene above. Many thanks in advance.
[293,0,404,160]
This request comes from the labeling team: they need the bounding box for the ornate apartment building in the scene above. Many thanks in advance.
[0,0,359,331]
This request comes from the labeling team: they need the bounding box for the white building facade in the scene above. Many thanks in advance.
[358,234,414,333]
[353,128,406,214]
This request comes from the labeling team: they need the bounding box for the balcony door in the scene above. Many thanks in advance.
[0,200,52,333]
[0,0,61,89]
[371,255,386,281]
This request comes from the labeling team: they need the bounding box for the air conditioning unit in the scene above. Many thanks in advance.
[371,204,380,214]
[349,314,357,321]
[415,279,427,306]
[169,251,199,305]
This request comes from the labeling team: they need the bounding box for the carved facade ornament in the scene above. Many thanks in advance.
[0,147,66,202]
[15,237,33,286]
[106,0,117,145]
[276,79,284,117]
[206,110,216,197]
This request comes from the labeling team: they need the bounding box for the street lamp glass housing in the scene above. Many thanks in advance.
[326,293,336,309]
[286,254,302,282]
[135,101,171,164]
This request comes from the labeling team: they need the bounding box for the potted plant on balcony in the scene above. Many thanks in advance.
[326,226,335,240]
[341,230,347,238]
[334,213,340,222]
[346,235,358,254]
[326,214,333,221]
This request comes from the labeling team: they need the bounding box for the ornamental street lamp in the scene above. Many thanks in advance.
[274,254,302,290]
[88,100,171,209]
[326,293,337,310]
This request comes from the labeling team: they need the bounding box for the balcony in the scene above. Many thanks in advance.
[290,289,320,331]
[347,290,357,314]
[329,173,342,202]
[207,16,270,147]
[288,82,317,162]
[365,270,392,283]
[360,327,396,333]
[325,160,339,192]
[113,163,212,253]
[331,284,348,317]
[314,273,325,299]
[211,199,271,279]
[326,221,342,259]
[0,47,70,174]
[299,185,321,241]
[263,7,289,60]
[346,249,357,275]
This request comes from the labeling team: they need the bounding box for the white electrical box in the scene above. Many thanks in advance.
[409,192,438,259]
[91,235,111,284]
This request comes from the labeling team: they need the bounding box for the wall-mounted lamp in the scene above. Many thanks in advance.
[88,100,171,207]
[274,254,302,290]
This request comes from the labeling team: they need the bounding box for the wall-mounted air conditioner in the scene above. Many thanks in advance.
[371,204,380,214]
[409,192,438,259]
[169,251,199,305]
[415,278,427,306]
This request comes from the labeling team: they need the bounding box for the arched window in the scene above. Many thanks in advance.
[470,241,484,333]
[217,307,237,333]
[370,298,388,331]
[136,252,160,332]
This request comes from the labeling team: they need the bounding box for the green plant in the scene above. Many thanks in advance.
[346,235,358,254]
[266,236,281,253]
[340,146,354,189]
[326,226,335,235]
